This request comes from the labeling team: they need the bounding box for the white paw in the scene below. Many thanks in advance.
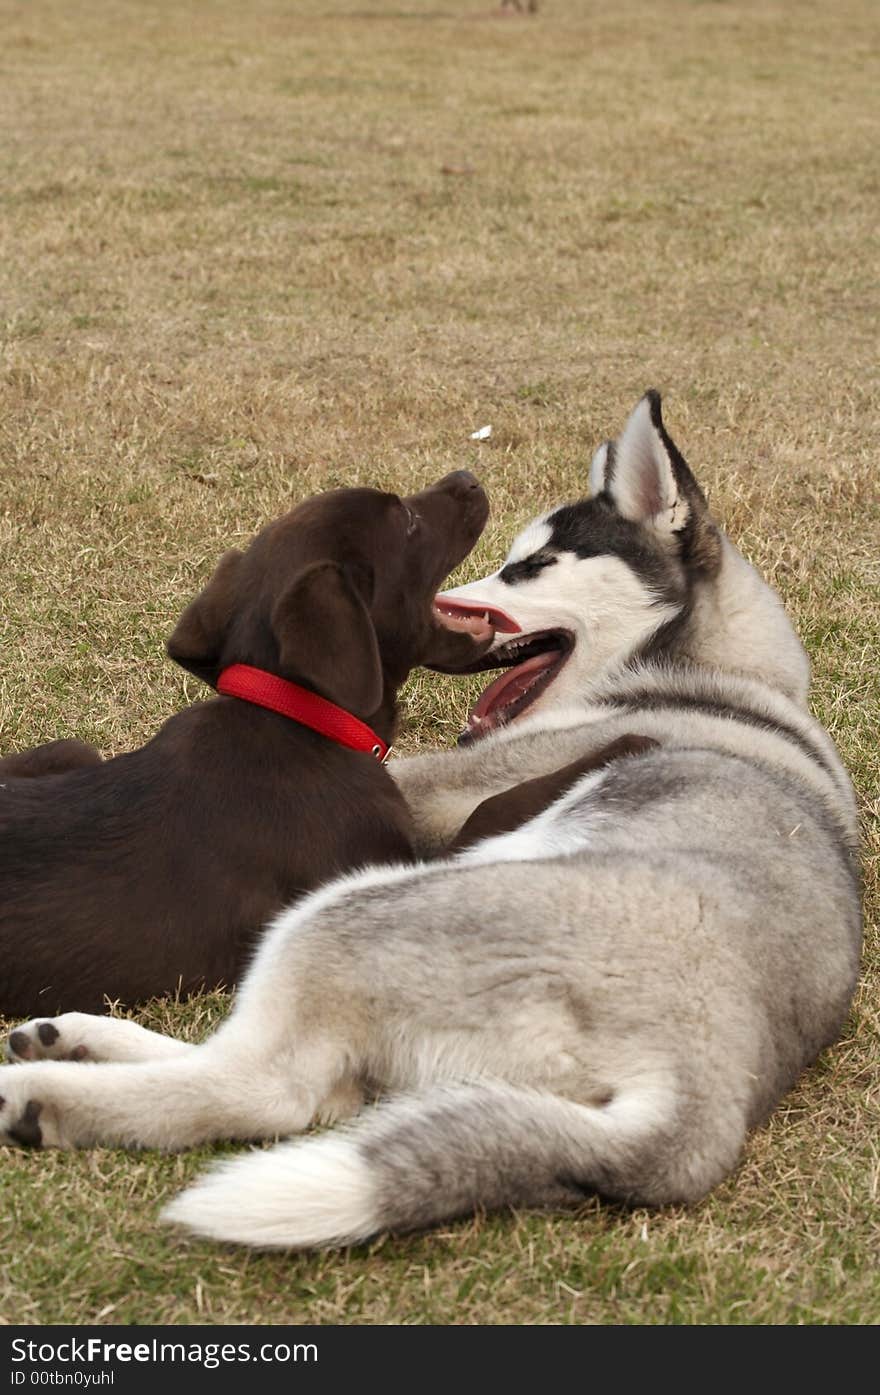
[0,1065,63,1148]
[7,1014,97,1064]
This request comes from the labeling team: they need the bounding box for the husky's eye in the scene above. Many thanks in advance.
[499,553,557,585]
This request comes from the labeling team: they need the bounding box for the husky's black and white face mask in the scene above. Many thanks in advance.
[432,391,722,743]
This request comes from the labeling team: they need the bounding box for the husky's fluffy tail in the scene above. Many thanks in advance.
[162,1079,693,1249]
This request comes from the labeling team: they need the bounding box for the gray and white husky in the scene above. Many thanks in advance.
[0,393,861,1249]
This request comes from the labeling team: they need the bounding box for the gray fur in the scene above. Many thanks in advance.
[0,392,860,1250]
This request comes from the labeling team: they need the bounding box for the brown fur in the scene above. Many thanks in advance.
[448,735,660,852]
[0,473,491,1018]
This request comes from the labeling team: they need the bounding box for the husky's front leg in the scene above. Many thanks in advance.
[391,719,625,854]
[387,749,480,854]
[390,742,580,855]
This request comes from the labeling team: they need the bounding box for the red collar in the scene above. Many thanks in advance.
[216,664,391,762]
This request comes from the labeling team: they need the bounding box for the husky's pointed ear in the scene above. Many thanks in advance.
[588,440,615,497]
[167,549,245,686]
[607,392,689,533]
[608,391,722,573]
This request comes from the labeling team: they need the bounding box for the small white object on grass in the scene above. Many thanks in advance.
[470,425,492,441]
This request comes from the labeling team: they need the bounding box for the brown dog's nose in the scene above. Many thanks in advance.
[428,469,483,499]
[446,470,481,493]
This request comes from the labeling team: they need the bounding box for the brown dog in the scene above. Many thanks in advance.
[0,472,492,1018]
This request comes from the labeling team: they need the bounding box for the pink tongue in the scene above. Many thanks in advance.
[472,651,559,719]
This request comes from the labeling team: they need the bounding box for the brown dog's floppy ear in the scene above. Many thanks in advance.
[272,561,383,716]
[167,549,245,686]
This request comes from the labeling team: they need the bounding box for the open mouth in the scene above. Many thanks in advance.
[433,598,573,744]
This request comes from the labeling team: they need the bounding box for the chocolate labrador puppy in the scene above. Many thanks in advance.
[0,472,492,1018]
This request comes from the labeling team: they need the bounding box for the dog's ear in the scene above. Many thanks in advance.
[167,549,245,685]
[272,561,384,716]
[588,440,615,497]
[606,391,721,573]
[606,392,688,530]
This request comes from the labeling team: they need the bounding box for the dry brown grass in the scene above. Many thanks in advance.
[1,0,878,1325]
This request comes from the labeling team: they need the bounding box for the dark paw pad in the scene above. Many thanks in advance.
[8,1031,32,1061]
[37,1022,60,1048]
[7,1099,43,1149]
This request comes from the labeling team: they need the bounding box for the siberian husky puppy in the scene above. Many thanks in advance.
[1,393,860,1252]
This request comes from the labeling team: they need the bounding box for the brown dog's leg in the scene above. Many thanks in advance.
[448,734,659,853]
[0,739,103,779]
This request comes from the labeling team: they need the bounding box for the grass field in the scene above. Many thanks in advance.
[1,0,878,1326]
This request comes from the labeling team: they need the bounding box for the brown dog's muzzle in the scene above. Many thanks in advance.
[411,472,496,671]
[406,471,490,586]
